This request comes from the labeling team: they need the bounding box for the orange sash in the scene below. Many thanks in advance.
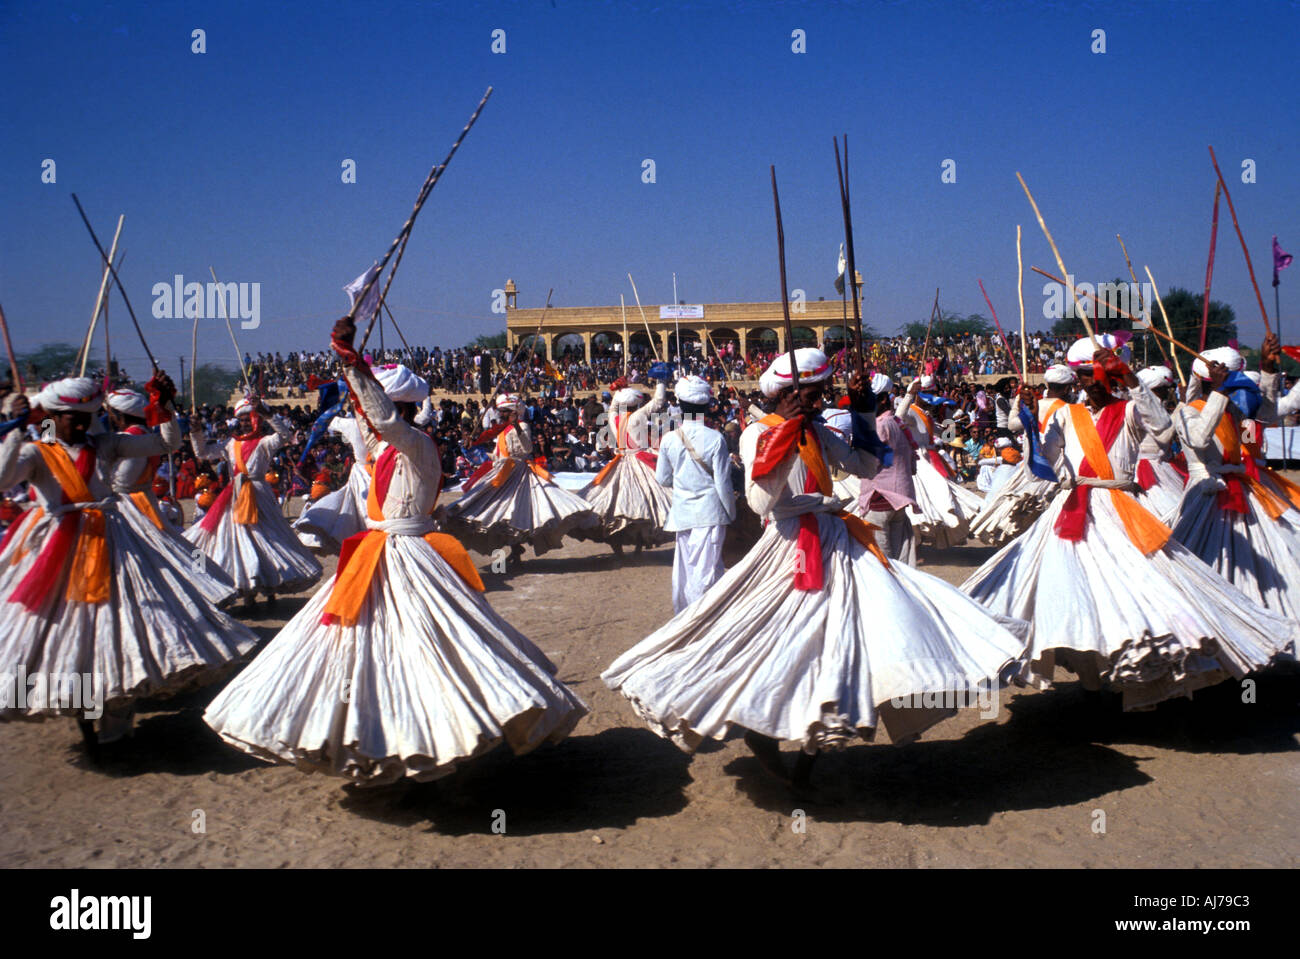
[323,447,484,627]
[910,404,934,442]
[34,444,110,603]
[231,438,260,524]
[1038,398,1065,433]
[1189,399,1300,520]
[757,414,889,569]
[1066,404,1170,555]
[129,491,164,528]
[5,506,44,563]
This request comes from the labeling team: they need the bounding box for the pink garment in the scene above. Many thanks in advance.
[857,411,917,512]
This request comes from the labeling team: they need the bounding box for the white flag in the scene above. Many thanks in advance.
[834,243,846,295]
[344,262,382,324]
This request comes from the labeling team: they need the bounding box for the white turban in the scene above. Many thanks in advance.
[496,393,521,410]
[995,437,1012,449]
[919,374,935,389]
[1136,366,1175,390]
[234,397,256,418]
[373,364,428,403]
[35,377,103,413]
[1066,333,1129,368]
[1043,364,1076,385]
[759,348,832,398]
[612,387,646,408]
[674,375,712,405]
[106,389,148,419]
[1243,370,1261,386]
[870,373,893,395]
[1192,346,1245,380]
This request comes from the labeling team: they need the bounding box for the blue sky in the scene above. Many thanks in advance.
[2,0,1297,380]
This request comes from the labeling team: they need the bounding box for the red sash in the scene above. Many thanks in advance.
[198,437,261,533]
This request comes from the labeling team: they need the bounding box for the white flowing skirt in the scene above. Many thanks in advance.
[437,458,597,555]
[1171,474,1300,624]
[0,506,260,719]
[962,485,1298,710]
[910,455,983,548]
[184,480,323,595]
[572,453,673,547]
[204,534,588,785]
[117,491,240,608]
[969,463,1057,547]
[294,463,370,552]
[1133,458,1186,526]
[603,511,1029,753]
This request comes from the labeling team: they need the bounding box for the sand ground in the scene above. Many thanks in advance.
[1,495,1297,868]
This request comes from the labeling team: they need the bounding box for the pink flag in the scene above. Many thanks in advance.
[1275,236,1293,287]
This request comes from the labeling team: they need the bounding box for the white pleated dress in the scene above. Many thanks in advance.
[0,424,260,722]
[437,420,597,556]
[1131,399,1186,525]
[205,372,587,785]
[903,405,982,548]
[294,418,370,552]
[603,413,1029,753]
[184,417,322,596]
[108,425,240,608]
[1169,390,1300,625]
[963,387,1297,710]
[574,390,673,548]
[970,398,1065,547]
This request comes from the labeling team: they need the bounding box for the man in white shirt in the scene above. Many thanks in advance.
[655,375,736,612]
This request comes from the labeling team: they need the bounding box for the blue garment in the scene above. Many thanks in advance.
[655,419,736,531]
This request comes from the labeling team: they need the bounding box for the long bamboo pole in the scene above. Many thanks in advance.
[1116,233,1171,368]
[1144,266,1186,386]
[1016,172,1098,348]
[627,274,660,361]
[0,302,23,392]
[920,288,939,370]
[1017,225,1028,376]
[70,195,159,371]
[80,215,123,376]
[1201,181,1222,351]
[978,279,1023,379]
[1209,145,1272,335]
[769,166,800,392]
[832,135,864,373]
[620,294,629,375]
[210,267,251,392]
[353,87,494,351]
[1032,266,1207,363]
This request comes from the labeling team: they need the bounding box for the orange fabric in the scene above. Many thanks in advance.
[489,456,517,489]
[591,454,619,486]
[757,414,832,493]
[837,512,890,568]
[33,444,110,603]
[1067,404,1171,555]
[1039,399,1066,433]
[528,460,553,482]
[322,530,387,626]
[1191,399,1300,519]
[421,532,485,591]
[231,439,260,525]
[8,507,44,563]
[910,404,935,441]
[130,491,163,528]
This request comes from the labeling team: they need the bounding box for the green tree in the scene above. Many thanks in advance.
[1051,285,1238,350]
[468,332,507,350]
[18,342,97,382]
[902,310,991,341]
[190,363,244,409]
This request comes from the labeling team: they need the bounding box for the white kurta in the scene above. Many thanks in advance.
[205,369,588,786]
[0,425,259,722]
[603,415,1029,752]
[963,387,1297,710]
[437,420,597,555]
[293,417,370,552]
[185,417,322,595]
[902,405,982,548]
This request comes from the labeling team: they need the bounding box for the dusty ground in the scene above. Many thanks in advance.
[1,495,1297,868]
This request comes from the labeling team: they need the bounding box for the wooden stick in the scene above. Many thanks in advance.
[1016,172,1098,347]
[1201,180,1221,351]
[210,267,251,392]
[1032,266,1207,362]
[1143,265,1186,386]
[978,279,1023,380]
[80,214,123,376]
[382,301,411,351]
[70,195,159,371]
[0,301,23,392]
[190,304,199,411]
[627,274,660,361]
[620,294,629,375]
[920,288,939,367]
[832,135,864,373]
[1017,225,1028,376]
[704,327,733,382]
[769,166,800,391]
[103,251,123,387]
[1209,145,1272,335]
[354,87,494,351]
[1116,233,1172,368]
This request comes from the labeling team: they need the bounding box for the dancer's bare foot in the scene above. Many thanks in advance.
[744,730,790,784]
